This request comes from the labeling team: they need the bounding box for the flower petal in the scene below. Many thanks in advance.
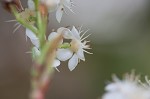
[76,47,85,61]
[48,32,63,44]
[102,92,125,99]
[63,0,71,7]
[57,27,73,39]
[68,54,78,71]
[52,59,61,67]
[56,49,73,61]
[56,5,64,23]
[105,83,119,91]
[26,29,40,48]
[26,29,38,39]
[28,0,35,10]
[71,26,80,40]
[48,32,58,41]
[32,47,40,57]
[30,39,40,48]
[63,0,73,13]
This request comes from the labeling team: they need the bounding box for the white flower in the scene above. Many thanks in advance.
[40,0,73,22]
[42,0,74,22]
[26,27,66,71]
[56,0,73,22]
[102,74,150,99]
[56,26,92,71]
[26,26,92,71]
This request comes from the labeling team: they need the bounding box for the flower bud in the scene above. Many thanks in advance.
[1,0,24,12]
[40,0,60,12]
[39,3,48,16]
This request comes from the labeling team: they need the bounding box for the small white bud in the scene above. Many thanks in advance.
[41,0,60,12]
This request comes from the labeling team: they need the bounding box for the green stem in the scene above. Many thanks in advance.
[17,18,38,34]
[34,0,39,11]
[37,12,47,49]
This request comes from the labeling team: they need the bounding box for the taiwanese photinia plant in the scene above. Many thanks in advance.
[2,1,150,99]
[2,0,92,99]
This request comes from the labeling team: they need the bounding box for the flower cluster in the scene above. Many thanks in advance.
[102,73,150,99]
[30,26,92,71]
[3,0,92,98]
[4,0,92,71]
[27,0,91,71]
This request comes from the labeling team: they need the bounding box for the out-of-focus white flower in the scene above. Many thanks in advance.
[56,0,73,22]
[42,0,74,22]
[56,26,92,71]
[102,74,150,99]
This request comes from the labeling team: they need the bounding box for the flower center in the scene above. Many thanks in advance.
[20,8,35,25]
[70,39,80,52]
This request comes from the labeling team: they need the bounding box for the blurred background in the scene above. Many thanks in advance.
[1,0,150,99]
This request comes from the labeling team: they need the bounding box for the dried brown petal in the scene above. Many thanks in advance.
[39,3,48,17]
[1,0,24,12]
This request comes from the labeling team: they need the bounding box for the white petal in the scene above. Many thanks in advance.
[76,48,85,61]
[62,0,74,14]
[56,5,64,23]
[52,59,61,67]
[105,83,119,91]
[30,39,40,48]
[68,54,78,71]
[32,47,41,56]
[48,32,63,44]
[102,92,125,99]
[56,49,73,61]
[28,0,35,10]
[63,0,71,7]
[57,27,73,39]
[71,26,80,39]
[26,29,38,39]
[26,29,40,47]
[48,32,58,41]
